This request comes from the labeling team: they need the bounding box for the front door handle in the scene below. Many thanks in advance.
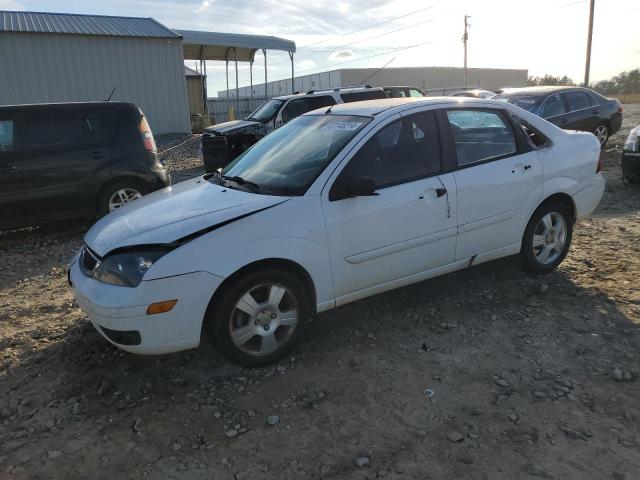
[90,151,105,159]
[0,165,17,172]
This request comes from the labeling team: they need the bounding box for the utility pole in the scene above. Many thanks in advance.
[463,15,470,87]
[583,0,595,87]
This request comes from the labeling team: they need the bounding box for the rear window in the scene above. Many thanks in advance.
[340,90,388,103]
[494,94,540,112]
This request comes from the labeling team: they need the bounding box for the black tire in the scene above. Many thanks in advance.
[208,269,311,367]
[593,123,610,147]
[96,178,150,217]
[520,201,573,274]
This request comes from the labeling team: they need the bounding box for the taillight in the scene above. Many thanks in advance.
[596,154,603,173]
[139,114,157,153]
[618,106,623,114]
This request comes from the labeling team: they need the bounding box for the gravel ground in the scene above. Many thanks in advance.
[0,106,639,479]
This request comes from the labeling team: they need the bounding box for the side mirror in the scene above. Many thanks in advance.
[346,176,378,198]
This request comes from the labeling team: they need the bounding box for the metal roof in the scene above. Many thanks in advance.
[177,29,295,62]
[0,11,180,38]
[184,65,203,77]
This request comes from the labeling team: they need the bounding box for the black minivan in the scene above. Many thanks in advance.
[0,102,170,229]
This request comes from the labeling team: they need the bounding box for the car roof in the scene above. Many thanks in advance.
[497,86,590,96]
[0,101,136,110]
[273,85,384,101]
[306,96,498,117]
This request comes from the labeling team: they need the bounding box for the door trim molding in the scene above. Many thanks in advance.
[344,226,457,264]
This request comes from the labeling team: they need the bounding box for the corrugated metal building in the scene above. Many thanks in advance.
[0,11,191,134]
[219,66,528,98]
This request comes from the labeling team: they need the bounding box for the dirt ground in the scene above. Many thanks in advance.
[1,105,639,480]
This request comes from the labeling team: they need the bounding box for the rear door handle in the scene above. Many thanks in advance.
[592,109,600,114]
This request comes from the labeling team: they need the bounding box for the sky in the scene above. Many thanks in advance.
[2,0,639,95]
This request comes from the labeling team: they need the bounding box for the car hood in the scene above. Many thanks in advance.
[204,119,264,135]
[84,177,288,257]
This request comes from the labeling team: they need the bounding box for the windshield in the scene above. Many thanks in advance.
[247,99,284,123]
[493,94,541,112]
[222,114,371,196]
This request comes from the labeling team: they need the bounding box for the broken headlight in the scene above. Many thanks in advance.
[93,249,169,287]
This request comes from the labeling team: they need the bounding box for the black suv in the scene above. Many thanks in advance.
[494,86,622,146]
[0,102,170,229]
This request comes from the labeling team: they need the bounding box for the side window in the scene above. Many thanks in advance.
[513,115,549,148]
[409,89,424,98]
[338,118,428,190]
[281,99,308,124]
[305,95,336,111]
[281,96,335,124]
[540,94,566,118]
[340,90,388,103]
[566,91,592,112]
[446,110,517,166]
[0,120,14,151]
[22,112,97,150]
[406,111,441,174]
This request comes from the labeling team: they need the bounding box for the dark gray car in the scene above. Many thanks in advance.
[494,86,622,146]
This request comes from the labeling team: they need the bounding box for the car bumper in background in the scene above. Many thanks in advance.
[201,133,230,172]
[610,113,623,134]
[69,261,223,354]
[573,173,606,220]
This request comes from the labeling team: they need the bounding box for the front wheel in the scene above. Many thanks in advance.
[97,179,150,216]
[208,269,311,367]
[593,123,609,147]
[520,202,573,273]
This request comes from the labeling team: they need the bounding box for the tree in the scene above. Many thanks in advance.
[592,68,640,94]
[527,74,575,87]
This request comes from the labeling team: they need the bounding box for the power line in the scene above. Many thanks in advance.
[297,4,435,50]
[271,16,437,65]
[275,38,440,79]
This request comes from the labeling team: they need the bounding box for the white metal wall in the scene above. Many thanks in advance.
[0,32,191,134]
[219,67,528,98]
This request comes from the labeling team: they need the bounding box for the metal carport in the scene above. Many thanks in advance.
[176,29,296,117]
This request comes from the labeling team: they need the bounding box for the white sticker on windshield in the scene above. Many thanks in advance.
[322,121,362,131]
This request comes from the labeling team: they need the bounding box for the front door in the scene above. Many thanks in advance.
[322,112,457,303]
[443,108,542,260]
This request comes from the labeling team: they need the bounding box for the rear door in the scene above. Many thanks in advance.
[563,90,599,131]
[443,108,542,260]
[0,111,27,225]
[19,107,112,218]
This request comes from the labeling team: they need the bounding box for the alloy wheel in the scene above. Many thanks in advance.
[594,125,608,146]
[108,188,143,211]
[228,283,299,356]
[532,212,567,265]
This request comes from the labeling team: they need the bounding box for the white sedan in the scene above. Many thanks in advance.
[69,97,605,366]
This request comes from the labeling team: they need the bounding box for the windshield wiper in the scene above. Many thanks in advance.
[223,175,260,192]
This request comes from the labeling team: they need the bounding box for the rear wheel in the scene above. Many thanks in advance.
[97,179,150,216]
[593,123,609,147]
[208,269,310,367]
[521,202,573,273]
